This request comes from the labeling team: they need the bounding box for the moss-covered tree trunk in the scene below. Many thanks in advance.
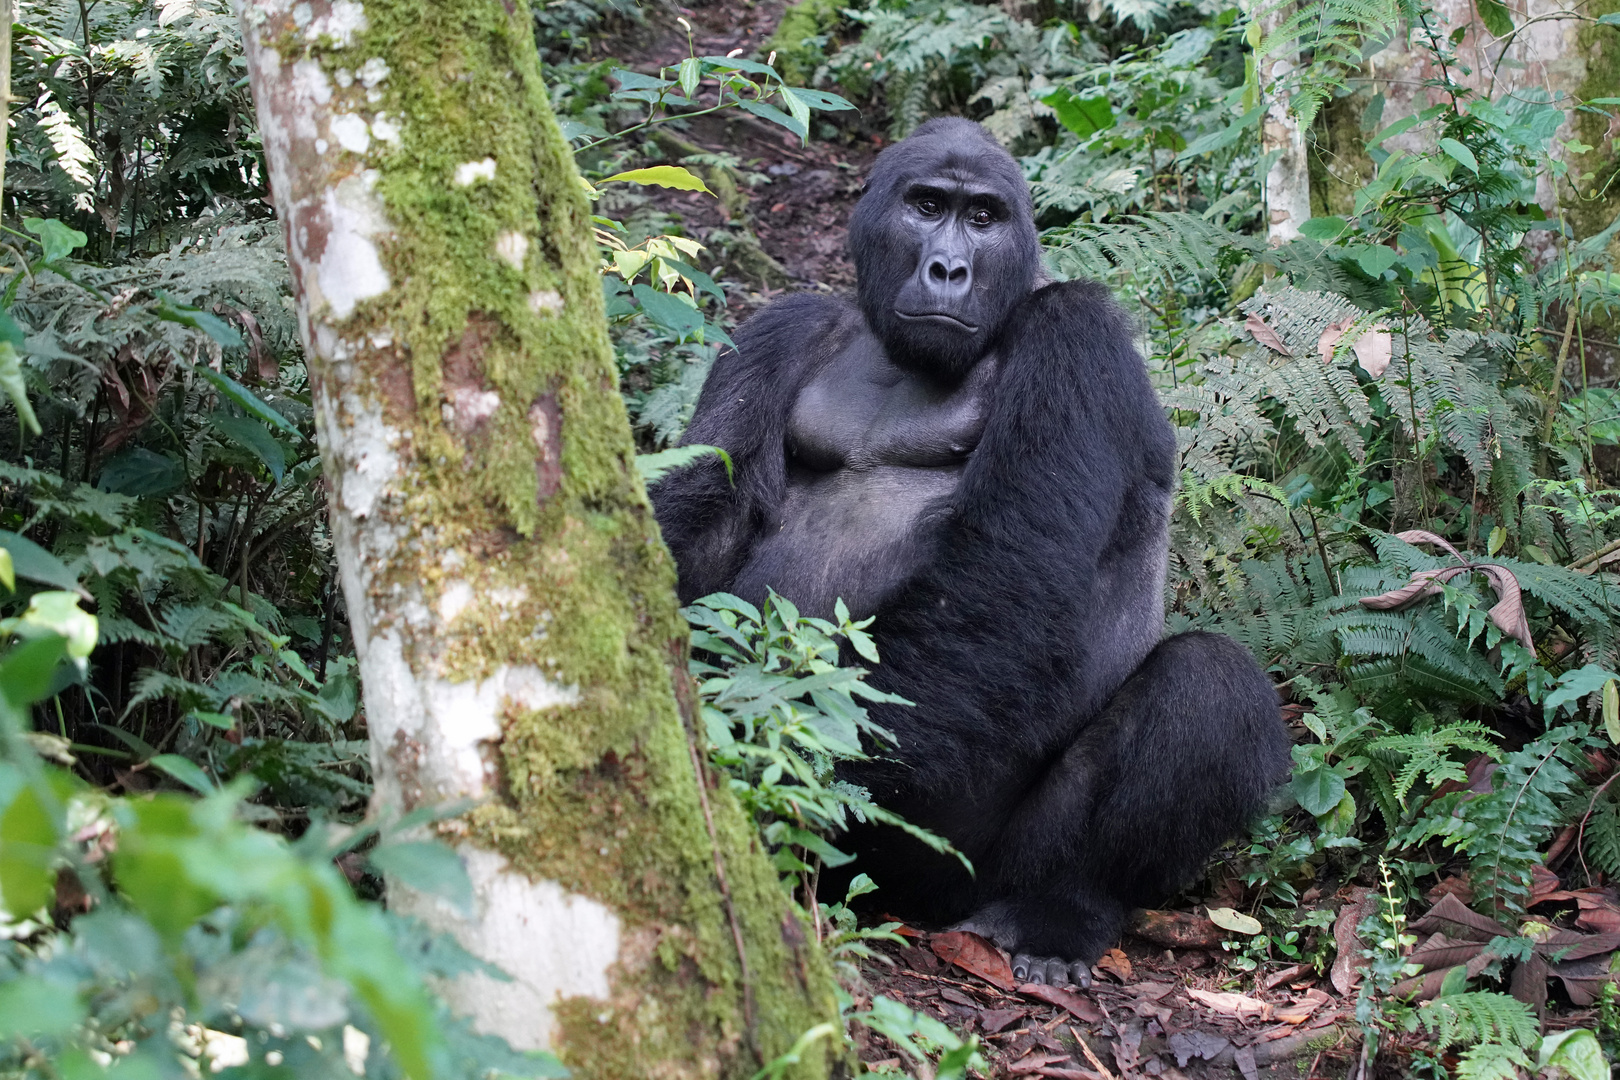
[234,2,839,1074]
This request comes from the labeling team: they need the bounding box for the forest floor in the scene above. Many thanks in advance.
[589,5,1609,1078]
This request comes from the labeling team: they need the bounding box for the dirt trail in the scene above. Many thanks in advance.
[605,0,877,298]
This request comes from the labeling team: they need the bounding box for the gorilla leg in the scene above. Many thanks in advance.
[959,631,1288,981]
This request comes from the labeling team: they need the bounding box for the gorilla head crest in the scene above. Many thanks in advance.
[847,118,1041,381]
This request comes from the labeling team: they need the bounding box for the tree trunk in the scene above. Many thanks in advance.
[235,2,839,1075]
[1254,2,1311,245]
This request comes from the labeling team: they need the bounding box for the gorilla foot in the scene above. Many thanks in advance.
[1011,954,1091,988]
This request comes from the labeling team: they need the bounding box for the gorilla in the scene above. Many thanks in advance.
[651,118,1290,985]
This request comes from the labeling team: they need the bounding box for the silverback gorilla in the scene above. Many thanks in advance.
[651,118,1290,985]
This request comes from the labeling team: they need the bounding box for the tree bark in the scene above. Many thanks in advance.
[1254,1,1312,246]
[235,1,839,1075]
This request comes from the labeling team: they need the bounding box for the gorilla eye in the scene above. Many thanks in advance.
[970,208,995,226]
[915,198,942,216]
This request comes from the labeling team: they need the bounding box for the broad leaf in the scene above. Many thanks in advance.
[22,217,87,263]
[600,165,714,195]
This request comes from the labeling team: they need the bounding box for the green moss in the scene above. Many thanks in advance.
[764,0,846,85]
[272,1,840,1075]
[1309,92,1374,220]
[1570,0,1620,260]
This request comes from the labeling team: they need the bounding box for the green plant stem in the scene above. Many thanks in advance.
[1539,304,1579,451]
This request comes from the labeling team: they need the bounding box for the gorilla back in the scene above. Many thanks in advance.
[651,118,1289,985]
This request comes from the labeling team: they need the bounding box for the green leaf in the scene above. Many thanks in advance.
[1488,526,1507,556]
[0,636,71,708]
[735,97,807,139]
[1350,244,1399,277]
[0,309,26,350]
[1537,1029,1608,1080]
[783,87,856,111]
[1544,663,1620,719]
[1368,114,1419,146]
[632,283,704,338]
[779,87,813,143]
[317,672,359,722]
[211,413,287,482]
[677,56,701,100]
[600,165,714,195]
[369,840,474,912]
[1207,906,1262,935]
[0,978,83,1038]
[1040,86,1116,138]
[1475,0,1514,36]
[1299,216,1349,241]
[0,773,58,917]
[22,217,88,263]
[1605,680,1619,746]
[1291,765,1347,816]
[1596,12,1620,24]
[636,444,734,485]
[150,753,216,795]
[1175,105,1263,160]
[191,711,237,730]
[0,530,80,592]
[7,591,98,658]
[1438,138,1479,173]
[155,294,243,346]
[96,447,185,497]
[192,365,299,435]
[0,548,13,593]
[0,341,39,436]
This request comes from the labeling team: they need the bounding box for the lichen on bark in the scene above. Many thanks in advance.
[237,0,839,1075]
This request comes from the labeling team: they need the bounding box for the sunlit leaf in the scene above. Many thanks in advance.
[600,165,714,195]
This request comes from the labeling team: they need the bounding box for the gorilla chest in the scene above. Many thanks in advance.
[729,341,993,618]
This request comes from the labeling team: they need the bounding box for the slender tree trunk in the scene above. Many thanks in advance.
[1254,1,1311,245]
[235,2,838,1075]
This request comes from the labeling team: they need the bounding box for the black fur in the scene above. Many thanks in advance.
[652,117,1290,973]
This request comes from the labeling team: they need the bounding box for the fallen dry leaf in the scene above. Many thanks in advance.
[1245,313,1292,356]
[978,1006,1026,1034]
[1271,997,1324,1025]
[1357,531,1535,652]
[1330,887,1374,997]
[1009,1053,1072,1074]
[931,930,1015,991]
[1095,948,1132,982]
[1131,981,1176,1002]
[1127,908,1222,949]
[1017,982,1104,1022]
[1318,316,1355,364]
[1187,987,1273,1021]
[1352,325,1392,377]
[1261,964,1309,990]
[1168,1030,1230,1068]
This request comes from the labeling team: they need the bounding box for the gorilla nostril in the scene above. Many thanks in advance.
[949,267,968,284]
[928,262,949,282]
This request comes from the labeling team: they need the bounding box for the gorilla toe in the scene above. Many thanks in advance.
[1011,954,1091,988]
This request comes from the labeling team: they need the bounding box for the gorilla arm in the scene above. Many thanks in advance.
[649,292,854,603]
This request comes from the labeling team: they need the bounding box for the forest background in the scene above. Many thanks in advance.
[0,0,1618,1076]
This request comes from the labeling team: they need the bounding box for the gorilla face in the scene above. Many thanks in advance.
[848,118,1041,382]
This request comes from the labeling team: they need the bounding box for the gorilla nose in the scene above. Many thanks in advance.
[923,255,972,301]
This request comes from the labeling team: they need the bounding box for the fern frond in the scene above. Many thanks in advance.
[35,91,98,209]
[1416,992,1538,1053]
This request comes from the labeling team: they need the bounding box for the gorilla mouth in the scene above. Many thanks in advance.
[896,311,981,333]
